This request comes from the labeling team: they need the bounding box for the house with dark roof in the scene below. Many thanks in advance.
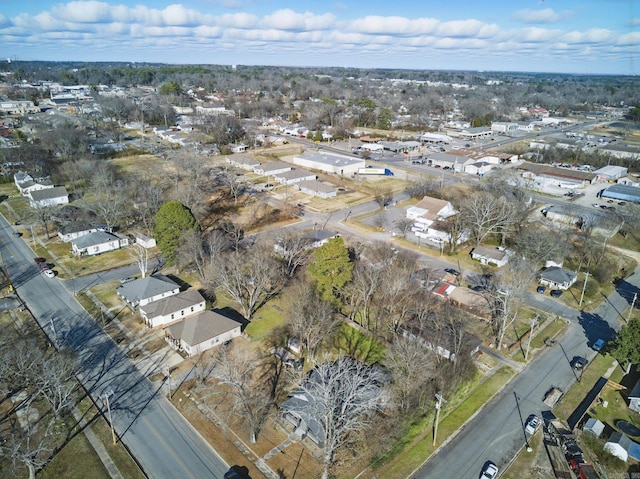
[116,274,180,309]
[58,222,101,242]
[164,310,241,357]
[71,231,129,257]
[29,186,69,208]
[139,289,206,328]
[538,266,578,290]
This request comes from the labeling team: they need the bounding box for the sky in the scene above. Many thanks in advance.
[0,1,639,75]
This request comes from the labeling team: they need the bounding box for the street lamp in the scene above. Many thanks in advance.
[102,390,116,444]
[514,392,532,452]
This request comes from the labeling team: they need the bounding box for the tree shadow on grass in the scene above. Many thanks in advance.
[333,325,385,364]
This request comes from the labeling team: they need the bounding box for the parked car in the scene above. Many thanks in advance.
[444,268,460,277]
[34,257,46,264]
[43,269,55,278]
[550,289,563,297]
[525,414,541,435]
[537,285,546,294]
[120,276,136,284]
[571,356,588,370]
[480,461,498,479]
[592,339,605,351]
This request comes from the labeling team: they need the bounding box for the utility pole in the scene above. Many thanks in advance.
[628,292,638,324]
[103,390,116,444]
[0,252,13,293]
[579,272,590,307]
[525,315,538,361]
[433,393,447,446]
[514,392,532,452]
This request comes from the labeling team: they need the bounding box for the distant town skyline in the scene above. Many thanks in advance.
[1,0,638,75]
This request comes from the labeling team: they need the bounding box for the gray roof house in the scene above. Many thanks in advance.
[116,274,180,309]
[470,246,509,267]
[165,310,242,357]
[538,266,578,290]
[139,289,206,328]
[629,378,640,413]
[71,231,128,257]
[58,222,101,242]
[29,186,69,208]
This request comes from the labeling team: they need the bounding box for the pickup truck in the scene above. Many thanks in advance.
[543,387,563,407]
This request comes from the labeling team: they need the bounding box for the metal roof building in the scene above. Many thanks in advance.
[600,184,640,203]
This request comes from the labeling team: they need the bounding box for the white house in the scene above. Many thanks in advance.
[165,310,242,357]
[407,196,458,242]
[292,152,365,176]
[134,232,157,249]
[296,180,337,198]
[253,161,292,176]
[58,222,101,242]
[71,231,129,257]
[470,246,509,267]
[139,289,206,328]
[226,155,261,171]
[273,168,316,185]
[116,274,180,309]
[29,186,69,208]
[538,266,578,290]
[464,161,494,176]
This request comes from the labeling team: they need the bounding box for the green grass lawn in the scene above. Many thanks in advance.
[333,324,386,364]
[553,353,619,419]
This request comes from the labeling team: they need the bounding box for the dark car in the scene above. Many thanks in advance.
[571,356,588,370]
[34,257,46,264]
[444,268,460,277]
[550,289,563,297]
[537,285,546,294]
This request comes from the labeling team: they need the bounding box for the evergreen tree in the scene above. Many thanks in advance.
[307,237,353,308]
[153,201,200,264]
[610,317,640,367]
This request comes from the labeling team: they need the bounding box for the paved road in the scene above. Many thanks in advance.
[0,217,229,479]
[414,268,638,479]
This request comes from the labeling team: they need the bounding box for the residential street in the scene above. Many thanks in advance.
[414,267,637,479]
[0,216,229,479]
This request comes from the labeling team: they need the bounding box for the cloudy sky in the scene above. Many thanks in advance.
[0,0,638,74]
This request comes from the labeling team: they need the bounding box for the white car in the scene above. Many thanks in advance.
[525,415,541,435]
[480,461,498,479]
[43,269,55,278]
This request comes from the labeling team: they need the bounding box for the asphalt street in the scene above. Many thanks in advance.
[0,216,229,479]
[414,267,638,479]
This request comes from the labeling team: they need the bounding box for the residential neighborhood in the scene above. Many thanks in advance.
[0,60,639,479]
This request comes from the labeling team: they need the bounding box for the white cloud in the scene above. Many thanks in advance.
[436,19,499,38]
[562,28,614,44]
[51,1,113,23]
[512,8,568,24]
[0,1,636,74]
[262,9,335,31]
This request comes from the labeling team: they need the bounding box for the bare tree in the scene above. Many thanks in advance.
[210,244,284,320]
[372,185,393,212]
[214,166,246,205]
[394,217,414,239]
[207,347,272,443]
[385,332,435,411]
[0,333,78,479]
[285,357,387,479]
[273,231,312,278]
[129,243,150,278]
[459,191,517,246]
[286,281,338,362]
